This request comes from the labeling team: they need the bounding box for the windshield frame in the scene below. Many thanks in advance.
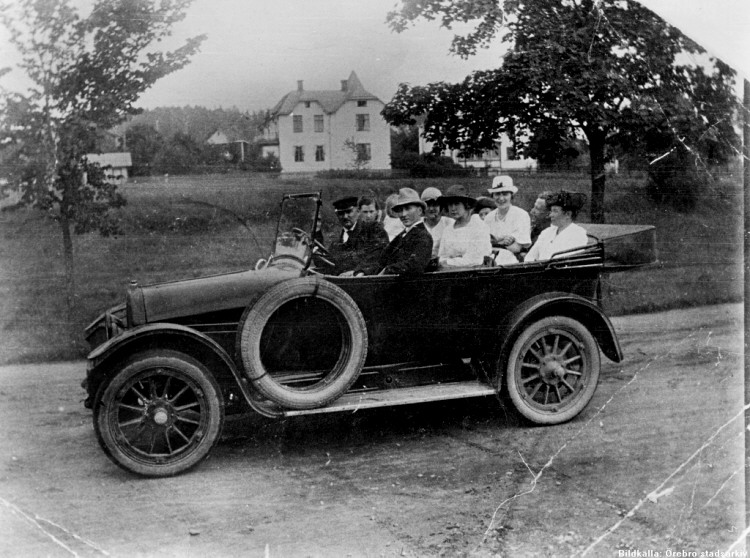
[272,191,323,268]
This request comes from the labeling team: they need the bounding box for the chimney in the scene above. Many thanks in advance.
[341,80,348,92]
[297,80,303,92]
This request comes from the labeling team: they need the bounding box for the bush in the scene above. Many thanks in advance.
[395,153,473,178]
[646,149,701,210]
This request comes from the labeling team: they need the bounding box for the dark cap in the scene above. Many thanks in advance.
[474,196,496,212]
[332,196,358,212]
[545,190,587,212]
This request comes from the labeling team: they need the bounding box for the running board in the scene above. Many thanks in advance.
[283,380,497,417]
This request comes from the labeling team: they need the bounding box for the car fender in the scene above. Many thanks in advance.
[494,292,623,365]
[85,322,267,413]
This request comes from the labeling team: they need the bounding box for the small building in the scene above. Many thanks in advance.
[206,130,250,163]
[261,71,391,173]
[419,127,537,173]
[85,152,132,183]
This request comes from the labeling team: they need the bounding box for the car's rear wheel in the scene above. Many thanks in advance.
[94,350,224,477]
[237,277,367,410]
[505,316,600,425]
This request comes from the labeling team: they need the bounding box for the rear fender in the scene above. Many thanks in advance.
[85,323,263,413]
[494,292,623,367]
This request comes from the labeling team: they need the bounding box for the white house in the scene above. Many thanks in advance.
[261,71,391,173]
[206,130,250,163]
[85,152,133,182]
[419,128,537,173]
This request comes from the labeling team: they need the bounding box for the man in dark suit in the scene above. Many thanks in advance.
[325,196,388,275]
[352,188,433,276]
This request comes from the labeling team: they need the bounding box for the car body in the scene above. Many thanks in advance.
[83,192,656,476]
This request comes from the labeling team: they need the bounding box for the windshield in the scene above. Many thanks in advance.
[272,192,321,260]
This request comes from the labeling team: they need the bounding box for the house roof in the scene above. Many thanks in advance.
[271,71,380,116]
[86,152,132,167]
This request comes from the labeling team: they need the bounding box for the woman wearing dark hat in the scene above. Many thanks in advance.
[473,196,496,220]
[350,188,433,276]
[437,185,492,269]
[524,191,588,262]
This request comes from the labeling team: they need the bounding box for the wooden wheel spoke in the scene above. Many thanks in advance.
[118,403,145,413]
[130,385,149,403]
[161,376,172,399]
[543,385,550,405]
[559,341,573,357]
[164,430,173,454]
[521,361,541,369]
[175,413,200,426]
[563,354,582,365]
[148,378,159,400]
[529,346,544,362]
[174,401,199,412]
[527,381,542,400]
[118,417,144,428]
[554,385,563,403]
[561,379,576,393]
[172,425,191,444]
[521,373,541,385]
[563,368,582,377]
[551,334,560,356]
[168,385,189,404]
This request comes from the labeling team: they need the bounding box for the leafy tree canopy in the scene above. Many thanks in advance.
[383,0,740,221]
[0,0,205,311]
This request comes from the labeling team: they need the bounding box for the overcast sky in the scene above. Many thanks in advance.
[0,0,747,113]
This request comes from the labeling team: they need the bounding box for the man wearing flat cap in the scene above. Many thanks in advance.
[352,188,433,276]
[485,175,531,263]
[324,195,388,274]
[525,190,588,261]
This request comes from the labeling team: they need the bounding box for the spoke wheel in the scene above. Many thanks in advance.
[506,316,599,425]
[94,350,223,477]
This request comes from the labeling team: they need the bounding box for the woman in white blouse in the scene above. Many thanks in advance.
[437,185,492,269]
[525,191,588,262]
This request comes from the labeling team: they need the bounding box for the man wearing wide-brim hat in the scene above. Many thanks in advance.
[350,188,433,276]
[325,195,388,274]
[485,175,531,263]
[525,190,588,262]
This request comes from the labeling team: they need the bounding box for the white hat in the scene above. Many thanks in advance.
[420,186,442,202]
[487,175,518,194]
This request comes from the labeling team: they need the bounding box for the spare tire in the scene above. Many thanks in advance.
[237,277,367,409]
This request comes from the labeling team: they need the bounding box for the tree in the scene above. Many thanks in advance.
[126,124,165,176]
[0,0,205,314]
[383,0,739,222]
[342,137,371,172]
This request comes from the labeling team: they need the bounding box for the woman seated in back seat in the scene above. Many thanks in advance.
[436,185,492,269]
[525,190,588,262]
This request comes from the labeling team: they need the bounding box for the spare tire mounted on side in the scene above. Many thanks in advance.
[237,277,367,410]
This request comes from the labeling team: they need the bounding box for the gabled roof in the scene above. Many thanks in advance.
[86,152,132,167]
[271,71,380,116]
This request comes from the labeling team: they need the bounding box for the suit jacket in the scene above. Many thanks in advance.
[358,222,433,276]
[327,220,389,274]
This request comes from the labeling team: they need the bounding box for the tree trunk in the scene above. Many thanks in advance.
[60,212,75,323]
[588,129,607,224]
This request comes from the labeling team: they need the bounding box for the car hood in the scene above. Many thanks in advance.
[127,267,300,325]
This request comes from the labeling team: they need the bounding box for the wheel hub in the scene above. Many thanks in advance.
[539,356,566,386]
[148,402,172,426]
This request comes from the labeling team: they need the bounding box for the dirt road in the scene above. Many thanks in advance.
[0,303,745,557]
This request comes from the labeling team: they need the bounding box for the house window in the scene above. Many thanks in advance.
[356,143,371,161]
[293,115,303,133]
[315,145,325,162]
[305,101,311,108]
[314,115,324,132]
[357,100,367,107]
[355,114,370,132]
[294,146,304,162]
[505,145,519,161]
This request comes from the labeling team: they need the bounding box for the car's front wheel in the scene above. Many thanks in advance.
[94,350,224,477]
[505,316,600,425]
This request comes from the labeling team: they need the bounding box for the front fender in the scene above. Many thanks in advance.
[496,292,623,364]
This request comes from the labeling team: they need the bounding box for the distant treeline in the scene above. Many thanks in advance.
[112,106,277,175]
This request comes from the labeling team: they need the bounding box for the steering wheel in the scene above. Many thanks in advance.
[292,227,330,257]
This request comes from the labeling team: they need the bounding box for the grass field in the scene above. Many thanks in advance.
[0,170,742,364]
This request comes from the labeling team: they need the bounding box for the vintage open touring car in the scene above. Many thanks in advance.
[83,191,656,476]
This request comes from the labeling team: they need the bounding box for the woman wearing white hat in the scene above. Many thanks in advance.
[485,175,531,264]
